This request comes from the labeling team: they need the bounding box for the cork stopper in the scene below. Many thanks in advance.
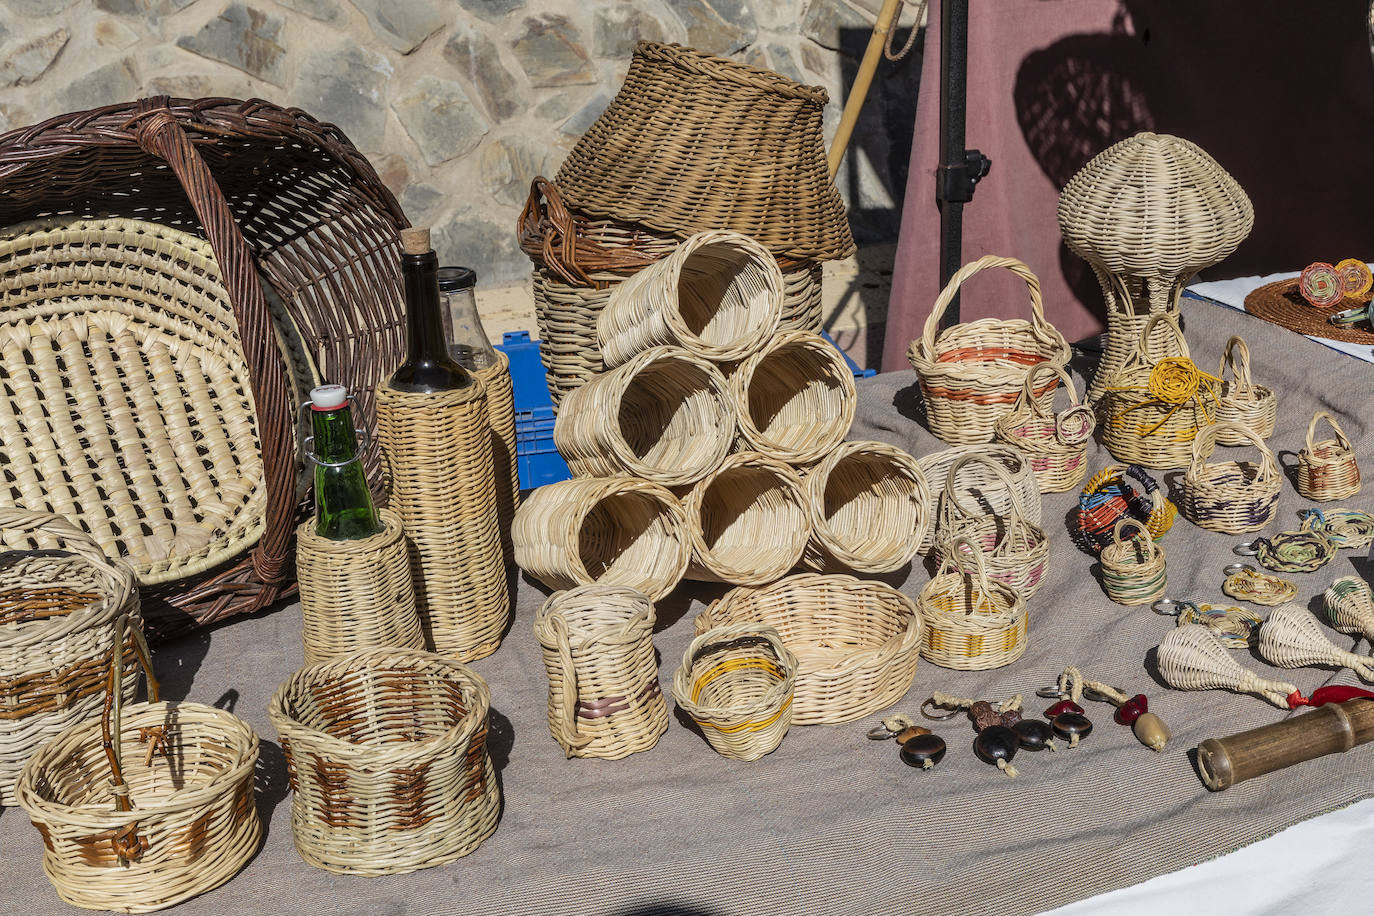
[400,226,431,255]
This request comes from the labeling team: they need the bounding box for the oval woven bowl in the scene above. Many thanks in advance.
[694,573,922,725]
[802,440,929,574]
[683,451,810,585]
[730,330,857,464]
[0,217,268,586]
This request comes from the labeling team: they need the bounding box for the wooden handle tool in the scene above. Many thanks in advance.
[1196,698,1374,790]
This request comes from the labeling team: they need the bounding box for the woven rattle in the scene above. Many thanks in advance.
[1178,421,1281,534]
[1300,507,1374,550]
[1255,528,1336,574]
[1221,565,1297,606]
[1325,576,1374,641]
[1257,603,1374,681]
[992,362,1094,493]
[933,453,1051,599]
[1213,336,1276,442]
[1099,518,1166,606]
[1157,624,1298,708]
[1297,411,1361,501]
[1075,463,1176,554]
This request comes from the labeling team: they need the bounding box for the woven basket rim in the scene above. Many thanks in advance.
[634,41,830,103]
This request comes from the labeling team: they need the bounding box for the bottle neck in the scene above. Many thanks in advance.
[311,405,359,463]
[403,250,449,365]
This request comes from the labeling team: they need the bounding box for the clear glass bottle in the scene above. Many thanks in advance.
[388,227,474,393]
[308,384,382,540]
[438,266,499,372]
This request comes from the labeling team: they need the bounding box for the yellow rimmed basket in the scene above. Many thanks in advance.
[1179,421,1281,534]
[1099,518,1167,606]
[933,454,1052,600]
[695,573,922,725]
[1214,335,1276,443]
[672,623,799,761]
[1297,411,1361,501]
[918,535,1028,671]
[993,362,1095,492]
[917,444,1042,555]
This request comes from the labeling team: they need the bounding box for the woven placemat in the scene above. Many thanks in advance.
[1244,277,1374,345]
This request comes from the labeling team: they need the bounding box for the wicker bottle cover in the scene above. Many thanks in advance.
[295,509,425,665]
[474,351,520,565]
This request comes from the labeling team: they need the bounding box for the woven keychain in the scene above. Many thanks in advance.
[1300,508,1374,550]
[1221,563,1297,606]
[1153,597,1263,649]
[923,691,1048,777]
[1325,576,1374,641]
[1257,603,1374,682]
[1042,666,1169,751]
[1252,528,1336,574]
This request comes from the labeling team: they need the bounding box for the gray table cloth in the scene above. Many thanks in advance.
[4,298,1372,916]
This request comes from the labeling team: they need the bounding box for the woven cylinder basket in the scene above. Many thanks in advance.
[802,440,929,574]
[731,330,857,464]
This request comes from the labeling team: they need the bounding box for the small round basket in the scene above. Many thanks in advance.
[907,255,1072,445]
[555,345,735,486]
[1179,422,1281,534]
[0,510,140,806]
[1099,518,1167,606]
[512,477,691,601]
[533,585,667,760]
[695,573,922,725]
[599,230,783,366]
[1297,411,1361,501]
[918,536,1028,671]
[932,453,1051,599]
[1213,336,1276,443]
[267,648,499,876]
[801,440,929,574]
[683,451,810,585]
[730,330,857,463]
[1075,463,1176,554]
[917,444,1041,555]
[15,615,260,913]
[993,363,1094,493]
[671,623,799,761]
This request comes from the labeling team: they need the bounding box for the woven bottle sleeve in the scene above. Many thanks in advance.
[475,352,520,569]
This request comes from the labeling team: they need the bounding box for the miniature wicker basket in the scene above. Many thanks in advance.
[533,585,668,760]
[1099,518,1167,606]
[683,451,810,585]
[730,329,857,463]
[993,363,1094,493]
[512,477,691,601]
[672,623,799,761]
[801,440,929,574]
[1075,463,1176,554]
[932,454,1051,599]
[555,345,735,486]
[268,648,499,876]
[907,255,1072,445]
[0,510,141,806]
[15,615,260,912]
[695,574,922,725]
[1099,313,1222,469]
[599,229,784,366]
[1179,422,1281,534]
[917,444,1042,554]
[1213,336,1276,443]
[1297,411,1361,501]
[918,535,1028,670]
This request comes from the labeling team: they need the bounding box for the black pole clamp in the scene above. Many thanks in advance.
[936,149,992,204]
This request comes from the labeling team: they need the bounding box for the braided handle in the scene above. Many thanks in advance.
[943,452,1027,522]
[1307,411,1353,453]
[1218,336,1255,393]
[938,532,996,595]
[919,255,1052,353]
[1130,312,1191,365]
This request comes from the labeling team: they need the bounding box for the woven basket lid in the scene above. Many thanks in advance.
[1057,132,1253,278]
[555,41,855,262]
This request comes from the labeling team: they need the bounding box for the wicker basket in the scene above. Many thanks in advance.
[801,440,929,574]
[1179,422,1281,534]
[1297,411,1361,501]
[0,510,141,806]
[933,455,1051,600]
[683,451,810,585]
[1099,518,1167,606]
[512,477,691,601]
[555,42,854,262]
[907,255,1072,445]
[295,509,424,665]
[268,648,499,875]
[917,444,1042,554]
[555,345,735,486]
[1099,313,1222,469]
[731,330,857,464]
[672,623,798,761]
[533,585,668,760]
[475,352,521,565]
[918,536,1028,671]
[15,615,260,912]
[1214,336,1276,443]
[694,574,922,725]
[993,363,1095,493]
[599,230,783,367]
[1075,463,1176,554]
[0,97,410,640]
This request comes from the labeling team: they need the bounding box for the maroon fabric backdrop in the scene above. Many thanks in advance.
[882,0,1374,371]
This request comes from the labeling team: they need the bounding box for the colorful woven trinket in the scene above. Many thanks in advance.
[1299,262,1345,307]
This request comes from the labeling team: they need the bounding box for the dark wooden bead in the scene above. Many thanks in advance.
[1052,711,1094,740]
[973,724,1019,766]
[1012,718,1055,751]
[1044,699,1084,718]
[899,733,947,768]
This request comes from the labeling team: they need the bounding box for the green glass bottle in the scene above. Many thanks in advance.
[309,384,383,540]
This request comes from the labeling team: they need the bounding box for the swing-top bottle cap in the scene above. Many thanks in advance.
[309,384,348,410]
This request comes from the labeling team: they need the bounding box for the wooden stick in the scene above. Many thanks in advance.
[827,0,905,178]
[1196,699,1374,790]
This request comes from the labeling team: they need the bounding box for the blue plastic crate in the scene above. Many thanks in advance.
[496,329,873,490]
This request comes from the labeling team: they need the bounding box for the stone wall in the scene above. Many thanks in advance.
[0,0,922,287]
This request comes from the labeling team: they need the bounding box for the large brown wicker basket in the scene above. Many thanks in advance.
[0,97,408,640]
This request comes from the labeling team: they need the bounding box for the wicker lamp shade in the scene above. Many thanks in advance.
[731,330,857,464]
[1057,132,1253,401]
[682,451,810,586]
[555,42,854,262]
[801,440,930,574]
[1179,422,1281,534]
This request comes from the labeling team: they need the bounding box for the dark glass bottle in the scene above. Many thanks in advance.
[388,227,474,393]
[309,384,382,540]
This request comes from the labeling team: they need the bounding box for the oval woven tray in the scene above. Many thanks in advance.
[1243,277,1374,345]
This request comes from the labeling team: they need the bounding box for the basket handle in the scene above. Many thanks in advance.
[920,255,1050,353]
[1217,336,1254,393]
[130,99,294,588]
[99,615,158,833]
[1018,362,1079,419]
[1307,411,1353,453]
[939,533,997,595]
[546,612,592,756]
[517,177,661,287]
[1131,312,1191,364]
[1190,422,1278,482]
[943,452,1027,522]
[1111,517,1157,559]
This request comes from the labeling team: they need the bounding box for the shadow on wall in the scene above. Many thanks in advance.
[1014,0,1374,301]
